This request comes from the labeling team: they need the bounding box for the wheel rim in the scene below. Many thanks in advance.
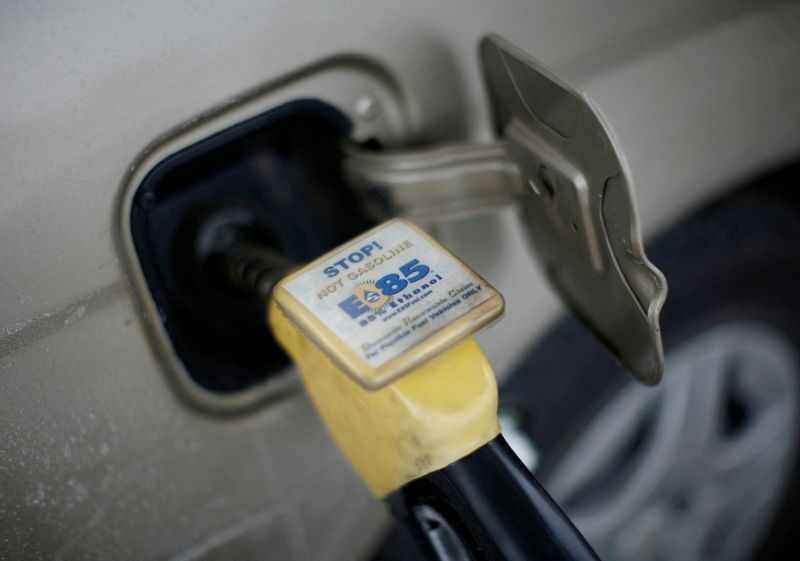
[545,321,800,561]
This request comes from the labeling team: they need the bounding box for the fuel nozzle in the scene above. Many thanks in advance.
[223,242,292,304]
[189,205,293,309]
[223,218,598,561]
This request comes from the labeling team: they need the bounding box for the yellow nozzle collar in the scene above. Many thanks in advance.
[269,301,500,498]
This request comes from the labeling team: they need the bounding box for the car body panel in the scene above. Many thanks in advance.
[2,1,799,559]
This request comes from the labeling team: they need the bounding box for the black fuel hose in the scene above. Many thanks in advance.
[387,435,600,561]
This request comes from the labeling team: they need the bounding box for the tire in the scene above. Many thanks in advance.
[501,191,800,561]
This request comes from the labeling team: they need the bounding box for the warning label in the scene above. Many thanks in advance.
[282,220,495,368]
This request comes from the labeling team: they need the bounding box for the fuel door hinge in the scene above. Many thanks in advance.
[346,35,668,385]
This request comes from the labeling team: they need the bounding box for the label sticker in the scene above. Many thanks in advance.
[282,220,495,368]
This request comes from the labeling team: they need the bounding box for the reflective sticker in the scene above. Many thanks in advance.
[281,220,501,374]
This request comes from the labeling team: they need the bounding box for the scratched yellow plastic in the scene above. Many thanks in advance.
[269,301,501,498]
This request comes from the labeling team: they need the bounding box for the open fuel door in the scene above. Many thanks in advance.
[481,35,667,384]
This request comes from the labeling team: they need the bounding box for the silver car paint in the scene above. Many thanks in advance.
[2,1,799,559]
